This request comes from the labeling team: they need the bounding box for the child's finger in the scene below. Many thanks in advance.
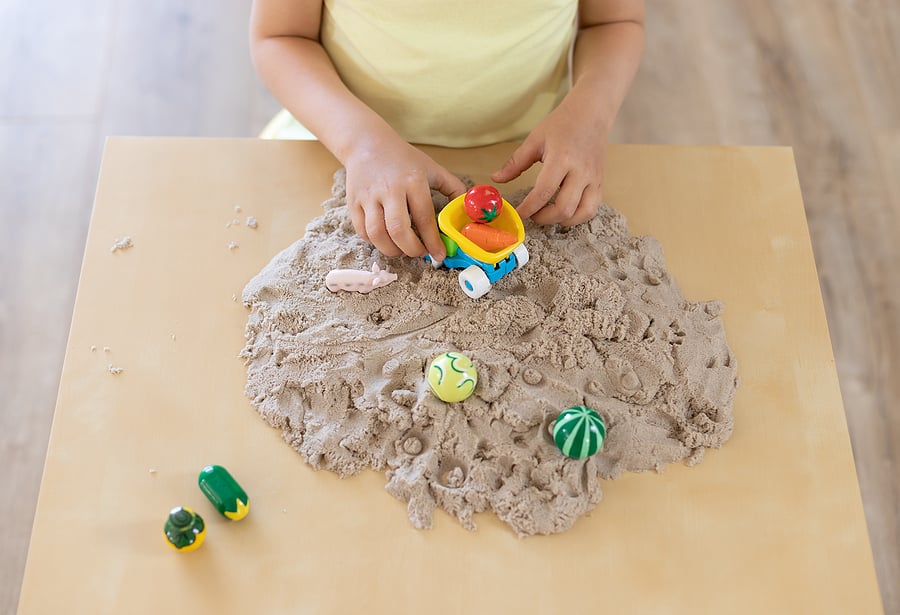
[363,201,403,257]
[567,184,603,226]
[515,165,566,220]
[348,202,369,242]
[558,184,603,227]
[408,184,446,264]
[429,166,467,199]
[383,196,427,258]
[530,175,588,225]
[491,139,541,184]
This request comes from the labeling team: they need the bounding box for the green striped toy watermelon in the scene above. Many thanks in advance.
[553,406,607,459]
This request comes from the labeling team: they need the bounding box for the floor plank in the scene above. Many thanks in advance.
[0,121,100,615]
[0,0,114,119]
[99,0,279,137]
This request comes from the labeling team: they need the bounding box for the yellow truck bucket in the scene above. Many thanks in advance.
[438,193,524,265]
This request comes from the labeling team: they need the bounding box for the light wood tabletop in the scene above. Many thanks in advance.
[16,138,882,613]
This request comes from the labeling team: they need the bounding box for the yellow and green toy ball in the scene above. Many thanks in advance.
[427,352,478,403]
[198,465,250,521]
[164,506,206,552]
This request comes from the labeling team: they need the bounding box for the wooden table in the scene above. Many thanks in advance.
[17,138,882,613]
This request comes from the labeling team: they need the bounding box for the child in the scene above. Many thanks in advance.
[250,1,644,264]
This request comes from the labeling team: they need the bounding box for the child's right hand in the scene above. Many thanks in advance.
[343,135,466,263]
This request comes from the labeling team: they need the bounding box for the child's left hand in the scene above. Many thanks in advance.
[491,94,609,226]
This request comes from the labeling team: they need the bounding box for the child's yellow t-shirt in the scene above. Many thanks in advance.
[320,0,578,147]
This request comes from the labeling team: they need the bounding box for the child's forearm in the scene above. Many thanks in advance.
[250,9,398,165]
[250,1,465,260]
[569,2,645,130]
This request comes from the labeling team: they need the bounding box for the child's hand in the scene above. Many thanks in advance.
[344,136,466,262]
[491,96,609,226]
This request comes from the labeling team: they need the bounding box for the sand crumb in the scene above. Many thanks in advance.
[228,241,239,251]
[110,237,133,253]
[108,364,123,375]
[246,216,258,229]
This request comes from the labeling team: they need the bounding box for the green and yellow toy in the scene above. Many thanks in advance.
[553,406,607,459]
[164,506,206,552]
[198,465,250,521]
[427,352,478,403]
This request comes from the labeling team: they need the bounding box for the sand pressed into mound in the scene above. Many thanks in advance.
[241,170,739,536]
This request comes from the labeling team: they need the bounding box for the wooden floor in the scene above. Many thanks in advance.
[1,1,896,612]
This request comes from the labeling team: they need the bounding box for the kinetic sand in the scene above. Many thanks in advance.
[241,170,738,536]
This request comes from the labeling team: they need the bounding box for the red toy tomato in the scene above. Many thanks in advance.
[464,185,503,223]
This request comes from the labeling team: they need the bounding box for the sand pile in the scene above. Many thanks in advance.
[241,170,738,536]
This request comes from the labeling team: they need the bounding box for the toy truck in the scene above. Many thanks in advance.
[428,189,529,299]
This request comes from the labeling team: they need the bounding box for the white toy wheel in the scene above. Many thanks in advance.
[458,266,491,299]
[512,243,530,269]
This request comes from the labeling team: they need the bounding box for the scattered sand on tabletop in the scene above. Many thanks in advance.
[246,216,258,229]
[110,237,133,253]
[108,364,124,375]
[228,241,239,251]
[241,170,739,536]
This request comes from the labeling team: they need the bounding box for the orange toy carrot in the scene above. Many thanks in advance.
[461,222,518,251]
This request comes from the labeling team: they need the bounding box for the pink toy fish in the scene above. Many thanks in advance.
[325,262,398,294]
